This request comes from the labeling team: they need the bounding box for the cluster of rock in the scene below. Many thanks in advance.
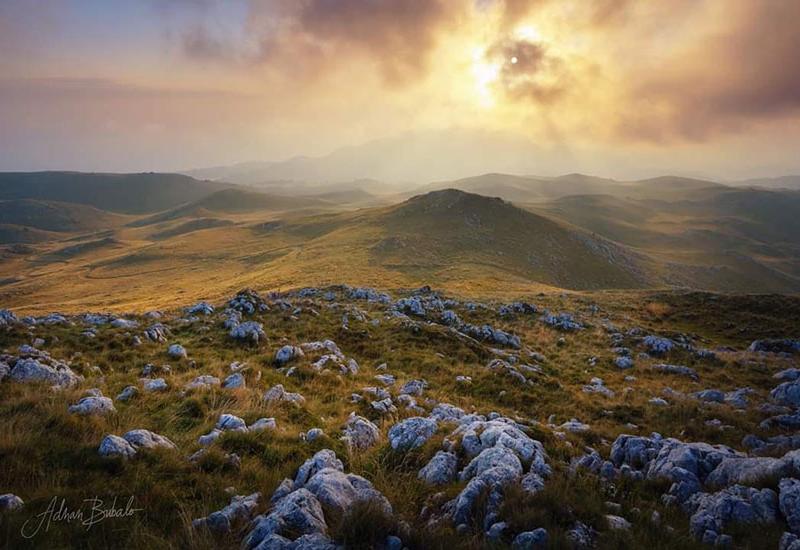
[759,373,800,429]
[651,363,698,379]
[185,301,214,316]
[229,321,267,344]
[498,302,538,317]
[486,358,540,385]
[98,429,177,460]
[228,289,269,315]
[276,339,359,377]
[193,492,261,535]
[383,404,551,541]
[349,373,429,416]
[347,288,524,349]
[143,322,170,343]
[749,339,800,355]
[573,431,800,545]
[583,377,614,398]
[642,335,675,355]
[443,416,551,534]
[241,449,398,549]
[264,384,306,406]
[0,309,18,328]
[540,311,583,332]
[197,413,276,447]
[1,345,83,389]
[459,323,521,348]
[346,286,392,304]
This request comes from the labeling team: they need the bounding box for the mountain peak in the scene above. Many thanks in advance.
[404,188,507,207]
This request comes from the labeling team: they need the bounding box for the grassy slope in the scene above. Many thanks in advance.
[2,190,656,313]
[129,188,334,228]
[0,288,797,548]
[2,187,800,314]
[531,187,800,293]
[0,199,129,233]
[0,172,230,214]
[373,189,650,289]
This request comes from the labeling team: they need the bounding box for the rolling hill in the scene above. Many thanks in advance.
[0,172,230,214]
[128,188,332,227]
[0,224,59,245]
[417,173,727,203]
[735,175,800,190]
[0,199,126,233]
[2,174,800,312]
[366,189,650,289]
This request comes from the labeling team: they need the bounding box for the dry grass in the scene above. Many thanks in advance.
[0,288,797,548]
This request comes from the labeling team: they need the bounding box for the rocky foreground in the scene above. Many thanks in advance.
[1,287,799,549]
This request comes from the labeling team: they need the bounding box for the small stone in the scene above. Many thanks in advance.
[606,514,631,530]
[0,494,24,512]
[116,385,138,401]
[167,344,187,359]
[143,378,168,392]
[68,395,116,416]
[222,372,246,389]
[98,434,137,459]
[512,528,549,549]
[249,418,277,432]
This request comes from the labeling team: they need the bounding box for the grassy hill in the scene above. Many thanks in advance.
[2,180,800,312]
[0,199,126,233]
[0,224,59,244]
[369,189,650,289]
[129,188,339,228]
[735,175,800,190]
[0,172,230,214]
[418,173,727,203]
[151,218,236,240]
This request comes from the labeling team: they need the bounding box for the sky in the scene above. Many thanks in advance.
[1,0,799,181]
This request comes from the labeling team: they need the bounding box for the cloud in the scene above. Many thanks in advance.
[181,25,231,61]
[255,0,459,85]
[616,1,800,141]
[0,77,244,100]
[167,0,459,86]
[487,38,567,104]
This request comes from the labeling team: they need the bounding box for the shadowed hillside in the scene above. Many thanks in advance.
[129,188,332,228]
[0,199,126,233]
[0,172,230,214]
[371,189,650,289]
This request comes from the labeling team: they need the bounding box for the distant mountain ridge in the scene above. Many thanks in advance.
[184,129,556,184]
[735,175,800,190]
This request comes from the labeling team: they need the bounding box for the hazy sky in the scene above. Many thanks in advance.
[1,0,799,180]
